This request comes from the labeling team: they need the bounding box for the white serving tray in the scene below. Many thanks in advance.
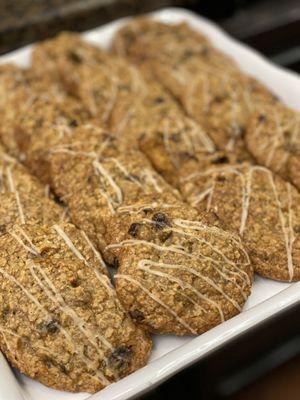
[0,7,300,400]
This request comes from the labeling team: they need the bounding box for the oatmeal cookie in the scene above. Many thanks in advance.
[0,146,64,230]
[246,103,300,190]
[112,18,234,70]
[0,64,65,156]
[180,159,300,282]
[106,195,252,335]
[0,224,151,393]
[0,222,151,392]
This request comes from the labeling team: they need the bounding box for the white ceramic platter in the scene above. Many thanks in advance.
[0,7,300,400]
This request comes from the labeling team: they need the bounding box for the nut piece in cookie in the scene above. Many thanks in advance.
[0,223,151,393]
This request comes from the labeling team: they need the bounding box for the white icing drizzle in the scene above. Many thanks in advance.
[60,206,69,222]
[9,231,39,256]
[187,117,215,152]
[93,159,123,207]
[109,236,247,304]
[109,157,145,191]
[14,191,25,225]
[5,167,25,224]
[53,225,115,298]
[265,111,284,169]
[114,107,135,134]
[171,219,251,283]
[138,261,224,321]
[267,171,295,281]
[28,262,114,364]
[181,164,242,182]
[0,266,109,385]
[81,230,107,269]
[239,168,253,236]
[226,83,240,151]
[44,184,50,199]
[115,273,197,334]
[101,76,119,123]
[142,169,163,193]
[147,260,241,311]
[117,202,175,215]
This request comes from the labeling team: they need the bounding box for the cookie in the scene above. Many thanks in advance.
[112,18,237,96]
[0,222,151,392]
[180,159,300,282]
[112,18,226,69]
[105,195,253,335]
[0,64,65,156]
[246,103,300,191]
[0,146,64,231]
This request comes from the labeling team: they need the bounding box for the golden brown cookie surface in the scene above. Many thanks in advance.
[48,130,179,260]
[112,18,278,162]
[0,147,63,230]
[0,223,151,393]
[110,197,252,335]
[180,160,300,282]
[246,103,300,190]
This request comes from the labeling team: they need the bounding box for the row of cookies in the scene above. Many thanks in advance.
[1,50,253,391]
[0,27,297,350]
[0,56,253,336]
[0,21,297,392]
[110,18,300,282]
[30,28,300,284]
[0,69,152,392]
[112,18,300,189]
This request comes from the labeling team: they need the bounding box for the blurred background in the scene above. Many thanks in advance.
[1,1,300,399]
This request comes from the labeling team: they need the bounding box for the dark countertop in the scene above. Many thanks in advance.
[0,0,176,54]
